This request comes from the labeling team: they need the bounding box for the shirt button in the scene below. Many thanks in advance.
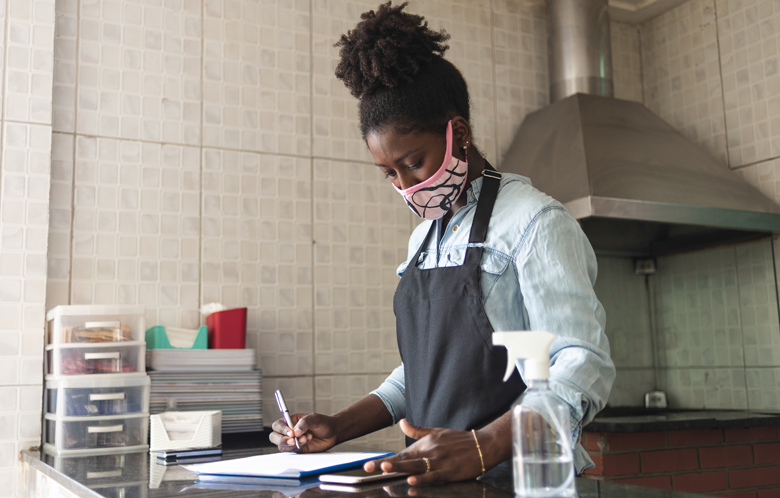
[452,224,459,232]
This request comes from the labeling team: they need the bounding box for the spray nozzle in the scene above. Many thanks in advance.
[492,331,555,382]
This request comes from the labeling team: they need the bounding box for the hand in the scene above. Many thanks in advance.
[269,413,339,453]
[363,419,486,486]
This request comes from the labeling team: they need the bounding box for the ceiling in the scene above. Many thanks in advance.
[609,0,690,24]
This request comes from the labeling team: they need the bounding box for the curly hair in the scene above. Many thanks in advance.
[335,2,471,139]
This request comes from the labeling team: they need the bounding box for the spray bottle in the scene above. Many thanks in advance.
[493,331,576,498]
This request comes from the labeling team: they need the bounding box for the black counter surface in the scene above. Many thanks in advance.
[23,434,709,498]
[585,409,780,433]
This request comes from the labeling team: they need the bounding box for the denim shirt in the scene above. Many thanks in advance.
[370,173,615,473]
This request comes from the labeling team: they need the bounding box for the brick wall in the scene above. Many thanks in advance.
[582,426,780,497]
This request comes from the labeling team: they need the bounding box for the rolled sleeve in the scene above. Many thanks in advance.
[514,207,616,472]
[370,364,406,424]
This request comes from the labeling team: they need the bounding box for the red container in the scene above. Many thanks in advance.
[206,308,247,349]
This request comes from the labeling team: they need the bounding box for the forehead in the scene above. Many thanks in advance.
[366,128,443,161]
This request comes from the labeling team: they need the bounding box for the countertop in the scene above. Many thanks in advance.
[22,436,707,498]
[585,409,780,432]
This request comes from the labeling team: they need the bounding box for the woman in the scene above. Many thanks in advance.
[270,2,615,485]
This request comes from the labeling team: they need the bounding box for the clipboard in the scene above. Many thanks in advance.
[186,451,394,479]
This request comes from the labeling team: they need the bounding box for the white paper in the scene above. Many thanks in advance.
[186,451,391,478]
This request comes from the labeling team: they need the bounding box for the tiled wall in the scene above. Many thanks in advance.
[589,0,780,411]
[642,0,729,165]
[35,3,571,491]
[0,0,55,495]
[653,239,780,410]
[594,256,655,407]
[2,0,776,494]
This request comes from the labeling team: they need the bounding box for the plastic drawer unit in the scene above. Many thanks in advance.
[45,374,150,417]
[42,448,148,484]
[46,305,145,345]
[43,412,149,455]
[45,342,145,376]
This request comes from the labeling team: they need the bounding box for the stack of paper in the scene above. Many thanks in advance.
[148,371,262,433]
[146,349,256,372]
[187,452,394,479]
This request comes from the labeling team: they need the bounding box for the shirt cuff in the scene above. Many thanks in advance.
[369,377,406,424]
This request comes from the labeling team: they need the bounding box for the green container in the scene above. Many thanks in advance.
[145,325,208,349]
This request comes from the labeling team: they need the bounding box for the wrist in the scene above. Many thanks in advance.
[476,427,512,470]
[330,412,353,445]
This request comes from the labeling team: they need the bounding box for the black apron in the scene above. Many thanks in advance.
[394,164,526,446]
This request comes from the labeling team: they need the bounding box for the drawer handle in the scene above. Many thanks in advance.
[84,321,121,328]
[87,424,123,434]
[84,352,120,360]
[87,470,122,479]
[89,392,126,401]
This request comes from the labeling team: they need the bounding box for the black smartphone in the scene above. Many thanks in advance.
[319,469,410,484]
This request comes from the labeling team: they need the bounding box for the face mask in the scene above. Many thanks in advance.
[394,121,468,220]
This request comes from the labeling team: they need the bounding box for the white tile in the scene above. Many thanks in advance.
[313,159,408,375]
[594,256,654,369]
[611,21,643,103]
[310,0,373,163]
[202,150,313,376]
[0,415,14,440]
[654,244,744,369]
[75,0,201,144]
[736,238,780,367]
[642,0,728,165]
[68,137,201,327]
[4,0,55,124]
[52,0,77,131]
[716,0,780,167]
[263,376,314,426]
[0,443,14,468]
[493,0,548,165]
[203,0,310,154]
[0,389,16,413]
[608,369,655,407]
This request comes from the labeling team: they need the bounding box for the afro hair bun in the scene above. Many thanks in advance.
[335,2,450,99]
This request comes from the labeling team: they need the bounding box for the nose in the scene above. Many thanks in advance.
[395,170,421,192]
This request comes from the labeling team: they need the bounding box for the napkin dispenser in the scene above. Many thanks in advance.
[150,410,221,451]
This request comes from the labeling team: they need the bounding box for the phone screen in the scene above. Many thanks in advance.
[319,469,410,484]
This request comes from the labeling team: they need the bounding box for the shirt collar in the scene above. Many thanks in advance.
[466,175,485,206]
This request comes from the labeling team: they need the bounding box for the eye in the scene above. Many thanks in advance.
[407,159,423,171]
[383,170,396,179]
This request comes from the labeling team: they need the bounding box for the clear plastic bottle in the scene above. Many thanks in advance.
[512,379,576,497]
[493,331,576,498]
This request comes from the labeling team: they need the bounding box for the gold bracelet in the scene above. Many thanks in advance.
[472,429,486,479]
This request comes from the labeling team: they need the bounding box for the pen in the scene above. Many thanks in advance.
[275,389,300,450]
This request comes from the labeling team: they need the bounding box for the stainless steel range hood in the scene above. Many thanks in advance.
[499,0,780,257]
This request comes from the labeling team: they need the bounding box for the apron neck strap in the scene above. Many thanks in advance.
[410,161,503,262]
[467,161,502,245]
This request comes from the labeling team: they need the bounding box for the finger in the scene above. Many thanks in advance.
[380,457,429,476]
[399,419,435,440]
[365,452,407,473]
[408,469,446,486]
[292,413,323,437]
[271,418,295,437]
[276,440,299,452]
[268,431,285,446]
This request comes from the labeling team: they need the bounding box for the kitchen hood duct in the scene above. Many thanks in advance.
[500,0,780,257]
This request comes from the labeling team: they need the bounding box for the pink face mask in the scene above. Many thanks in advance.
[394,121,468,220]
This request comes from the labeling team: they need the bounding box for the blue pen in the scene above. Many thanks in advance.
[275,390,300,449]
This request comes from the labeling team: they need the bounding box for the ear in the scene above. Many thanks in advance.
[450,116,472,160]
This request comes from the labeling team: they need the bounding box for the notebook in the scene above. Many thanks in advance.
[186,451,393,479]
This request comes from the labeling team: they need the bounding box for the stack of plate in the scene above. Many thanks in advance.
[147,371,263,433]
[146,349,256,372]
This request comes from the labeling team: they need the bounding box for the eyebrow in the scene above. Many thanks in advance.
[375,148,421,168]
